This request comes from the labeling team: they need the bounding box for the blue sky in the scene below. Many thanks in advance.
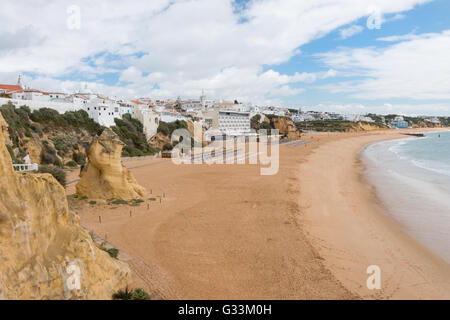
[1,0,450,115]
[270,0,450,109]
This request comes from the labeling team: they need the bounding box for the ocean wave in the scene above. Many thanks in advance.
[410,159,450,177]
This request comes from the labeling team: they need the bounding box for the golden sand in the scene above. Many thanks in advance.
[67,128,450,299]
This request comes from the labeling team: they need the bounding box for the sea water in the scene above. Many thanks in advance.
[362,131,450,263]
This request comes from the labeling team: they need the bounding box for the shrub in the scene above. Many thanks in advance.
[111,114,159,157]
[132,288,150,300]
[250,114,261,131]
[112,287,133,300]
[5,145,17,163]
[106,248,119,259]
[30,108,61,124]
[0,103,33,147]
[30,124,43,137]
[157,120,187,136]
[65,160,78,167]
[54,157,62,168]
[38,165,67,187]
[72,151,86,165]
[52,136,74,152]
[108,198,128,205]
[99,243,119,259]
[130,199,144,207]
[29,108,102,135]
[40,142,59,165]
[123,146,144,157]
[260,122,272,135]
[112,287,150,300]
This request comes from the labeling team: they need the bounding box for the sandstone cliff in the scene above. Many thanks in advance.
[270,117,301,139]
[0,114,131,300]
[149,131,170,150]
[0,114,10,145]
[76,128,147,200]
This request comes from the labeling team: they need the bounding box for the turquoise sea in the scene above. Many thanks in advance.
[362,131,450,263]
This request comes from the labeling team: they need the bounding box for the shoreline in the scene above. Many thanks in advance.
[298,129,450,299]
[361,131,450,263]
[67,128,450,299]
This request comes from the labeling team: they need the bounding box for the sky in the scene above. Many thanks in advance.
[1,0,450,115]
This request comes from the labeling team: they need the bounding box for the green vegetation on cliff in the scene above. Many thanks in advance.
[157,119,188,136]
[38,165,67,187]
[250,114,273,134]
[295,120,386,132]
[0,103,34,146]
[1,103,160,162]
[112,114,159,157]
[30,107,102,135]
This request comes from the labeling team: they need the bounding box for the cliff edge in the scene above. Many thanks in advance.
[270,117,301,139]
[0,114,131,300]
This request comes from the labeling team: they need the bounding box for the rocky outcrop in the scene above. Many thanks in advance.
[353,122,385,132]
[76,128,147,200]
[0,114,131,300]
[270,117,301,139]
[149,131,171,150]
[0,114,10,145]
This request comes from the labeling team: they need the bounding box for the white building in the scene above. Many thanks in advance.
[0,96,80,114]
[133,104,160,139]
[160,110,187,123]
[202,109,251,138]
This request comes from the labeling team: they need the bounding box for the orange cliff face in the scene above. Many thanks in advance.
[76,128,147,201]
[270,117,301,139]
[0,114,131,300]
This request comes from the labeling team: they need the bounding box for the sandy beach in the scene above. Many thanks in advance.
[67,129,450,299]
[299,129,450,299]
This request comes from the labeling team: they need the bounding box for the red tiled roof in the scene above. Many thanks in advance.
[0,84,23,93]
[131,100,145,105]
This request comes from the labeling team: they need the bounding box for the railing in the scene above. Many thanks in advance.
[121,154,160,162]
[12,163,39,172]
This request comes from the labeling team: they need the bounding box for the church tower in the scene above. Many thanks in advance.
[17,74,23,88]
[200,89,207,109]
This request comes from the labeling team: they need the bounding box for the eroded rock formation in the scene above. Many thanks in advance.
[76,128,147,200]
[270,117,301,139]
[0,114,131,300]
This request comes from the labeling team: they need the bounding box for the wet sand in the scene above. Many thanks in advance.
[299,129,450,299]
[67,128,450,299]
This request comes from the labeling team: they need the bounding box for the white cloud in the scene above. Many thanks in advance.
[119,66,143,83]
[339,25,364,39]
[0,0,431,103]
[303,102,450,116]
[319,30,450,100]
